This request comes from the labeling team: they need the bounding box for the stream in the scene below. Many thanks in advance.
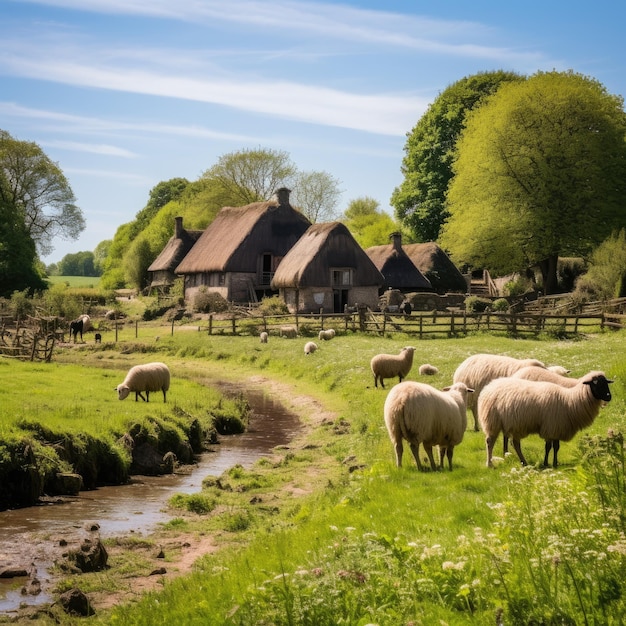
[0,385,302,614]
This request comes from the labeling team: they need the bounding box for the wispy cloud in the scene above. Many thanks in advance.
[41,140,137,158]
[12,0,544,64]
[0,46,427,136]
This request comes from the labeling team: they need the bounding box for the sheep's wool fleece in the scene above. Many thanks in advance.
[118,362,171,399]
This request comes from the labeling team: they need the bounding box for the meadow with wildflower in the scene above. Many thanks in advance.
[8,327,626,624]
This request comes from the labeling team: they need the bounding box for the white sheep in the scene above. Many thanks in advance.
[452,354,546,431]
[547,365,571,376]
[384,381,473,471]
[115,362,171,402]
[371,346,416,389]
[318,329,336,341]
[478,370,613,468]
[280,326,298,338]
[512,365,578,387]
[418,363,439,376]
[304,341,318,355]
[260,331,269,343]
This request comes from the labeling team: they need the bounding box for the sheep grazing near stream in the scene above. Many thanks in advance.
[371,346,416,389]
[116,362,171,402]
[452,354,547,431]
[478,370,613,468]
[384,381,473,471]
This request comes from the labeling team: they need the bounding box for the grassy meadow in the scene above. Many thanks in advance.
[46,276,102,289]
[3,327,626,624]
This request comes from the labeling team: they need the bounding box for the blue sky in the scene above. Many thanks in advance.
[2,0,625,264]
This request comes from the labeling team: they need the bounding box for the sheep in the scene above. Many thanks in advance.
[512,365,578,387]
[69,314,91,343]
[371,346,416,389]
[280,326,298,338]
[547,365,571,376]
[318,329,336,341]
[478,370,613,468]
[304,341,318,355]
[115,362,171,402]
[384,381,474,471]
[418,363,439,376]
[260,331,269,343]
[452,354,546,431]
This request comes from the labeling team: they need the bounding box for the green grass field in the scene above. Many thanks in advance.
[3,328,626,624]
[46,275,101,288]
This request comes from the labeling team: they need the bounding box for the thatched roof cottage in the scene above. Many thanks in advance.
[175,188,311,303]
[365,232,434,293]
[271,221,384,313]
[403,242,468,294]
[147,216,203,293]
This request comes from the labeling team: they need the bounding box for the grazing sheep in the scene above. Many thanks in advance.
[304,341,318,355]
[280,326,298,338]
[318,329,336,341]
[371,346,416,389]
[260,331,269,343]
[384,381,473,471]
[512,365,578,387]
[69,314,91,343]
[115,362,171,402]
[478,370,613,468]
[418,363,439,376]
[452,354,546,431]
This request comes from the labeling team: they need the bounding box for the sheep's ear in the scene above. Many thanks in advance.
[442,386,450,391]
[467,388,475,393]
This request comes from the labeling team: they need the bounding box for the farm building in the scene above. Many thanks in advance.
[175,188,311,304]
[403,242,468,294]
[271,221,384,313]
[147,217,203,293]
[365,232,434,294]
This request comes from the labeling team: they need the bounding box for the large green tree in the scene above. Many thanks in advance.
[342,197,401,248]
[440,70,626,295]
[391,71,524,242]
[0,130,84,257]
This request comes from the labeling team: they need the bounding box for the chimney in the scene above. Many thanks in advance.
[390,231,402,252]
[175,216,183,239]
[274,187,291,206]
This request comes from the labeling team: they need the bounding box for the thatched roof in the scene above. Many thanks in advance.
[403,242,467,293]
[175,194,311,275]
[271,222,384,288]
[148,217,202,274]
[366,233,433,292]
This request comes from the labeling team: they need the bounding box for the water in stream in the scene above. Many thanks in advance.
[0,386,302,614]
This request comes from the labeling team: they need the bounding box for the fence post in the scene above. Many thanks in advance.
[320,309,324,330]
[171,317,175,336]
[115,320,119,342]
[136,320,139,338]
[208,314,213,335]
[231,316,236,335]
[419,315,423,339]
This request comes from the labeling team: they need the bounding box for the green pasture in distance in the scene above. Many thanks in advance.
[47,275,101,288]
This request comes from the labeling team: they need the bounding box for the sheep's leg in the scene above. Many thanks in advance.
[409,441,423,471]
[472,409,480,432]
[440,446,453,470]
[503,435,509,455]
[423,444,437,471]
[542,440,552,467]
[511,438,528,466]
[145,391,150,402]
[162,389,167,402]
[549,440,560,468]
[135,391,148,402]
[394,440,404,467]
[486,435,496,467]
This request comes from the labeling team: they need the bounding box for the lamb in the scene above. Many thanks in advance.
[371,346,416,389]
[304,341,318,355]
[478,370,613,468]
[69,314,91,343]
[259,331,268,343]
[418,363,439,376]
[452,354,546,431]
[318,329,336,341]
[115,362,171,402]
[384,381,474,471]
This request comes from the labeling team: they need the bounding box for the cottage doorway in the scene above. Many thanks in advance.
[333,289,348,313]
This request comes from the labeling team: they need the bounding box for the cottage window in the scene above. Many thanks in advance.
[331,269,352,287]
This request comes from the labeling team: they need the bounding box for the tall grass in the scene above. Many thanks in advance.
[8,328,626,623]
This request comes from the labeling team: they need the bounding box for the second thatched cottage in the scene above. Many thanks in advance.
[271,221,384,313]
[175,188,311,303]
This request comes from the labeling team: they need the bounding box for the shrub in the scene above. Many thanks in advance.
[258,295,288,316]
[193,287,229,313]
[492,298,510,312]
[464,296,492,313]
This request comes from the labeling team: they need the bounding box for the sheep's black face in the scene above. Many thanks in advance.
[584,375,613,402]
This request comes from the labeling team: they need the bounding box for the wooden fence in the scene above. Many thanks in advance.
[195,308,614,339]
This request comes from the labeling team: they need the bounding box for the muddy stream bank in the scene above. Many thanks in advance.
[0,384,302,615]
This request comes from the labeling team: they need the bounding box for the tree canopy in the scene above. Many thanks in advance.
[291,170,342,223]
[0,130,84,257]
[341,197,402,248]
[440,70,626,294]
[391,71,524,242]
